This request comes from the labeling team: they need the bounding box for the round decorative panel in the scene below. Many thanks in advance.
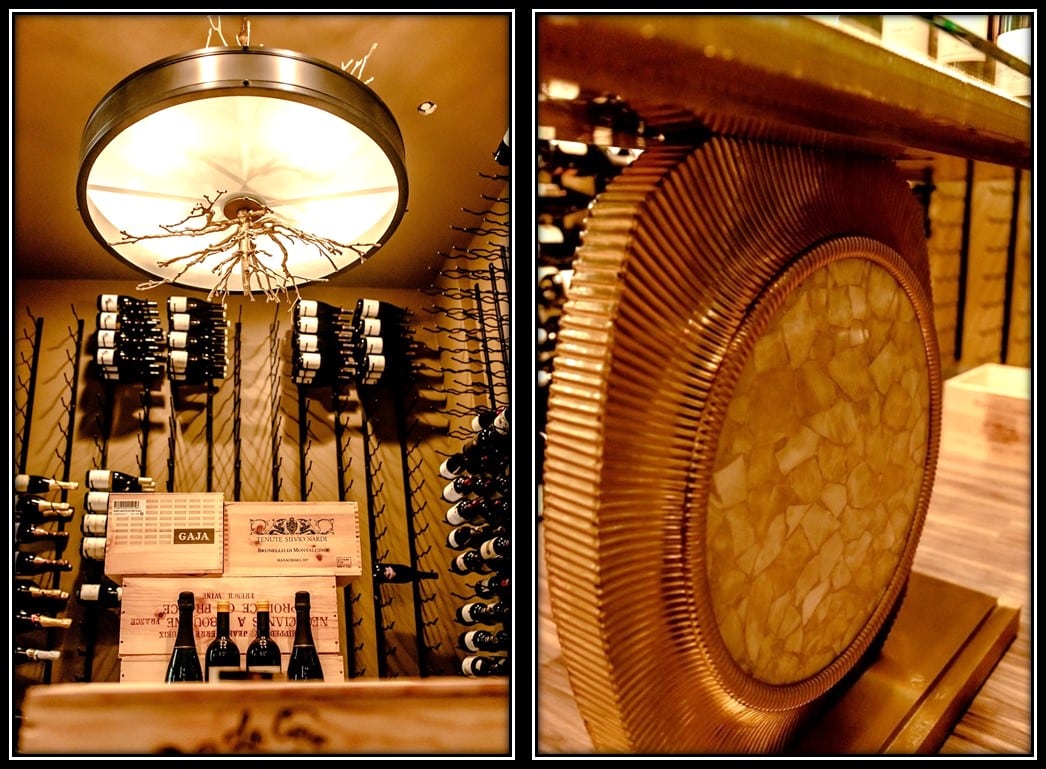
[542,138,942,753]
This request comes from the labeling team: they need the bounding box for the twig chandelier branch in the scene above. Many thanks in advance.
[117,191,379,305]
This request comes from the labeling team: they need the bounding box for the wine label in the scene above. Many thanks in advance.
[445,503,467,526]
[207,665,242,683]
[298,299,319,318]
[936,15,988,65]
[167,296,189,314]
[168,330,188,349]
[479,538,504,561]
[171,313,192,331]
[97,311,119,329]
[359,298,379,318]
[366,354,386,373]
[245,665,284,677]
[461,631,485,652]
[296,333,320,352]
[494,409,509,433]
[442,479,467,504]
[362,336,383,355]
[359,317,381,336]
[97,328,117,348]
[439,455,464,480]
[96,348,117,366]
[300,352,322,371]
[82,513,108,535]
[14,474,33,493]
[81,536,107,561]
[169,350,189,370]
[84,490,109,512]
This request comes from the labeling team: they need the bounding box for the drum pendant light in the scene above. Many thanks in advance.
[76,38,408,302]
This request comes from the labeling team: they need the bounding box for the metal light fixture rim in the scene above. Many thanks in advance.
[76,44,409,294]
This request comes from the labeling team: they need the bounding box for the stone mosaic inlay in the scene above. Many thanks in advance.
[706,257,929,684]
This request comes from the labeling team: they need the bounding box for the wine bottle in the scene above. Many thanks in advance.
[458,629,509,653]
[80,536,107,561]
[245,600,283,677]
[167,330,228,354]
[445,497,492,526]
[446,523,492,551]
[167,295,225,316]
[448,549,493,577]
[286,591,324,681]
[455,600,509,627]
[470,406,506,433]
[95,347,160,368]
[15,552,73,575]
[14,474,79,494]
[354,298,405,324]
[473,573,510,600]
[16,521,71,546]
[96,311,161,330]
[16,495,73,516]
[169,312,229,332]
[478,535,510,563]
[78,582,123,608]
[492,127,509,166]
[373,563,439,584]
[165,592,204,682]
[16,608,74,632]
[96,328,164,351]
[86,469,155,493]
[16,579,70,604]
[83,490,110,513]
[15,646,62,665]
[460,654,509,677]
[993,14,1031,101]
[98,294,158,314]
[294,313,354,337]
[81,513,108,536]
[295,298,350,319]
[442,473,498,504]
[205,600,242,682]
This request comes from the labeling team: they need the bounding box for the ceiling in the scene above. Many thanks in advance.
[10,12,512,293]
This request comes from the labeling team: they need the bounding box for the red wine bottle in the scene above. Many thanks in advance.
[460,654,509,677]
[458,628,509,653]
[245,600,283,676]
[455,600,509,627]
[373,563,439,584]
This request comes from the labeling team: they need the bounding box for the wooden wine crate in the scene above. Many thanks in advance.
[119,653,346,683]
[103,492,225,583]
[117,576,341,658]
[224,501,363,585]
[942,363,1030,462]
[19,679,509,754]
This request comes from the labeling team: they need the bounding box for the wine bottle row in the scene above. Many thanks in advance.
[166,295,229,384]
[441,405,511,677]
[165,591,324,682]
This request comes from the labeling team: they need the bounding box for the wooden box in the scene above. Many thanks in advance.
[224,501,362,585]
[103,492,225,583]
[942,363,1030,462]
[119,653,346,683]
[117,576,341,658]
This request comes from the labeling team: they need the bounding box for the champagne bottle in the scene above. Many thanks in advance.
[15,552,73,575]
[448,549,493,577]
[373,563,439,584]
[16,608,74,632]
[15,496,74,519]
[16,579,70,604]
[455,600,509,627]
[16,646,62,665]
[165,591,203,682]
[460,654,509,677]
[77,582,123,608]
[245,600,283,677]
[286,592,324,681]
[16,521,71,546]
[85,469,156,493]
[458,629,509,653]
[205,600,242,682]
[14,474,78,494]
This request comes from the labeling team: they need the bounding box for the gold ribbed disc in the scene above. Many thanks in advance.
[542,137,942,753]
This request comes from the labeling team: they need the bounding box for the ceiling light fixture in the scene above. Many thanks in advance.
[76,18,408,303]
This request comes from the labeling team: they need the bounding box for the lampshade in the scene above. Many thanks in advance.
[77,44,408,298]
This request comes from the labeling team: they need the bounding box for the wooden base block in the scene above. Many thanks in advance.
[789,570,1020,755]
